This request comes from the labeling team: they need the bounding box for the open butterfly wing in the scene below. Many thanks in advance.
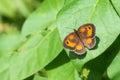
[74,38,86,55]
[82,38,96,49]
[63,33,77,50]
[63,32,86,54]
[78,24,95,38]
[78,24,96,49]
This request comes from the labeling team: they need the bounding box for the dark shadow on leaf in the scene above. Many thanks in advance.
[45,50,70,70]
[37,50,70,78]
[69,51,87,59]
[24,74,34,80]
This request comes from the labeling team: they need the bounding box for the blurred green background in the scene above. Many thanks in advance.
[0,0,43,32]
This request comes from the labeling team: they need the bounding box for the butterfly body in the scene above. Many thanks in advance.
[63,23,96,55]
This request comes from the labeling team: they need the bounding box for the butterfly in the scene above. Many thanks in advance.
[63,23,96,55]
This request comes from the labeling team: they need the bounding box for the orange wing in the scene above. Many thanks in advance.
[74,38,86,54]
[82,38,96,49]
[78,24,96,49]
[63,32,86,55]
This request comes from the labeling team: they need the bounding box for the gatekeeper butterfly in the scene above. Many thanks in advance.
[63,23,96,55]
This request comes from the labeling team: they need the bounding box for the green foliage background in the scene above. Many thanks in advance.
[0,0,120,80]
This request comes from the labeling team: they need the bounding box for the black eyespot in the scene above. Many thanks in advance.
[88,27,91,29]
[66,41,69,44]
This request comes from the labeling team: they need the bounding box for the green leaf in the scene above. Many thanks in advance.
[57,0,120,69]
[9,27,63,80]
[0,0,64,80]
[21,0,64,37]
[0,34,20,56]
[0,33,21,80]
